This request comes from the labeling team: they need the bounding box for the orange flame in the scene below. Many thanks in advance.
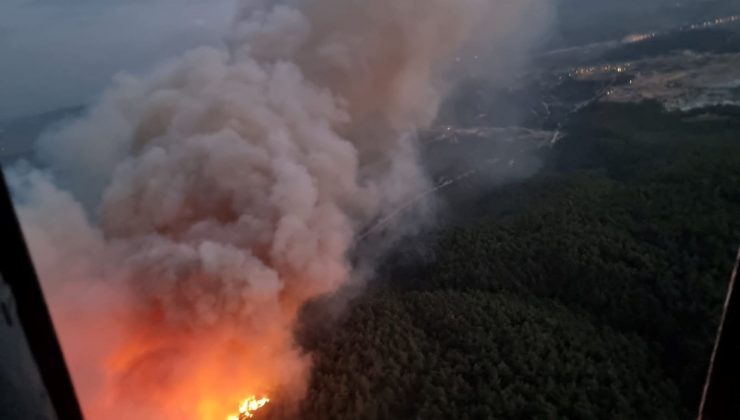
[226,396,271,420]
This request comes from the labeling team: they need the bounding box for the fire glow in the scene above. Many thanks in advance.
[227,396,271,420]
[9,0,545,418]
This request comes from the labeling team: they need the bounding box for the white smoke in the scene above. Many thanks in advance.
[7,0,551,419]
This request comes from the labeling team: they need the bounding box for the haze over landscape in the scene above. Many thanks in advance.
[2,0,740,419]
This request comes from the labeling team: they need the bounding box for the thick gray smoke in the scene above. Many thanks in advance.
[7,0,551,419]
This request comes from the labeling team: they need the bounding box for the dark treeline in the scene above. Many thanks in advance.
[299,291,679,419]
[263,102,740,419]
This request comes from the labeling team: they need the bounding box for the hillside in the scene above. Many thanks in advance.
[285,101,740,419]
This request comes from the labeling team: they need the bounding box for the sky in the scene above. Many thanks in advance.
[0,0,237,120]
[2,0,735,122]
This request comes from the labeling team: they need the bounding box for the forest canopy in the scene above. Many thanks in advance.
[272,102,740,419]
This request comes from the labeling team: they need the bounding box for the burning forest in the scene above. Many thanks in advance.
[5,0,547,418]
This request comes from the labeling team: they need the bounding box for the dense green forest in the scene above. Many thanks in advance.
[298,291,680,419]
[265,102,740,419]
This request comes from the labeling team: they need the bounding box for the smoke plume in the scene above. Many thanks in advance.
[7,0,549,419]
